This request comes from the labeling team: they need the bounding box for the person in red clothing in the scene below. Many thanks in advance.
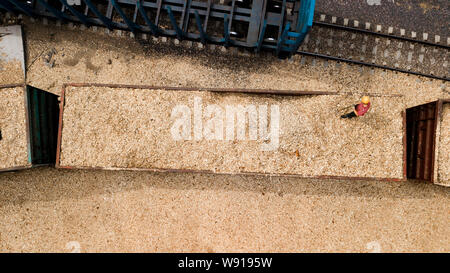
[341,96,371,119]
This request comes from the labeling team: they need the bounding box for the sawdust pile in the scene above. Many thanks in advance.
[60,86,404,178]
[4,19,448,180]
[438,103,449,185]
[0,59,24,84]
[24,21,331,94]
[0,87,29,169]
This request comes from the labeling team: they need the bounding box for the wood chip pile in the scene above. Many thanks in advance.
[0,87,29,169]
[0,59,24,85]
[60,86,404,178]
[0,25,25,84]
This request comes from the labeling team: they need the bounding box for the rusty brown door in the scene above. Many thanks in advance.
[406,101,438,182]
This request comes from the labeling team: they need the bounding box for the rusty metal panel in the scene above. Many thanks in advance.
[402,110,407,180]
[406,101,438,182]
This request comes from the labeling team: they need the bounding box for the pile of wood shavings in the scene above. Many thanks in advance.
[0,87,29,169]
[0,59,24,84]
[60,86,404,178]
[437,104,449,185]
[24,22,331,94]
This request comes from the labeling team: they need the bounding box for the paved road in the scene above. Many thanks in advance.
[315,0,450,39]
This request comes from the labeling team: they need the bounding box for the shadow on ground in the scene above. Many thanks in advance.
[0,167,447,206]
